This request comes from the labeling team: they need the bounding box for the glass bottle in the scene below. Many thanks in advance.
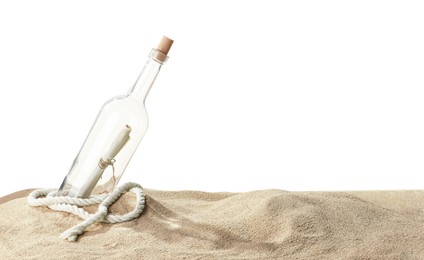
[57,36,173,197]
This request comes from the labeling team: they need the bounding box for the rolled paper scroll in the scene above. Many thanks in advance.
[76,125,132,197]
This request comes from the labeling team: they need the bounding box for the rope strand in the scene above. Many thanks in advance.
[27,182,145,242]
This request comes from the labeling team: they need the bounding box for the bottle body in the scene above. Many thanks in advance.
[57,37,173,197]
[58,96,148,197]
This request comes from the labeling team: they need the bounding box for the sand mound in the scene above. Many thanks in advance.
[1,189,424,259]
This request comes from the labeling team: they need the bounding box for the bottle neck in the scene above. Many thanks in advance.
[128,49,167,103]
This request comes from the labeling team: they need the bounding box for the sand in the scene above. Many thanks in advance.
[1,189,424,259]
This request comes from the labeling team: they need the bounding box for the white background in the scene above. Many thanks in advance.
[1,1,423,197]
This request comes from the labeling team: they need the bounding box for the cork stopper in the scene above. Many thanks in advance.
[156,36,173,55]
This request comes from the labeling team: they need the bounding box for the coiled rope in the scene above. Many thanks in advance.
[27,182,145,242]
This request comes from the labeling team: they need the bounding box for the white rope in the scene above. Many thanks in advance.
[27,182,145,242]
